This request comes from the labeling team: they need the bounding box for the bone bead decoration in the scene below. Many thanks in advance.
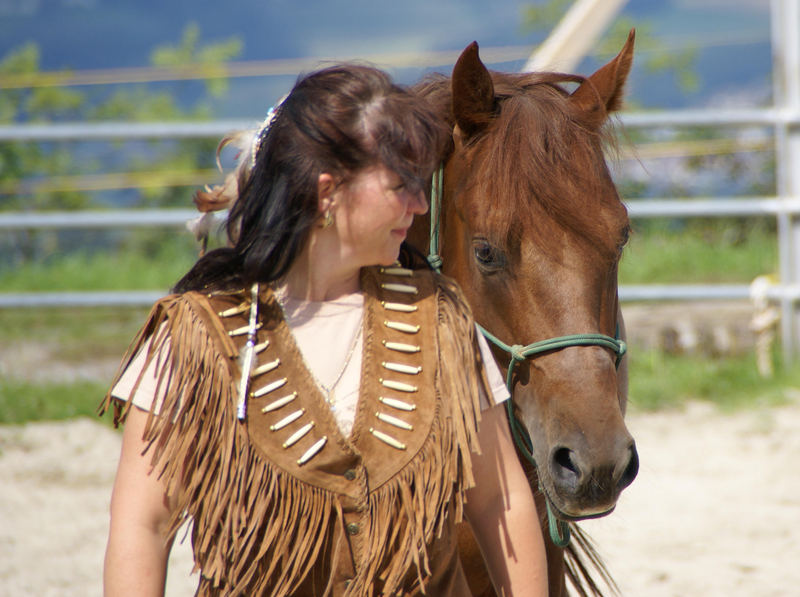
[381,301,418,313]
[380,282,419,295]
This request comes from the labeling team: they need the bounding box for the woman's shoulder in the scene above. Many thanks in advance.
[139,288,258,355]
[154,287,253,314]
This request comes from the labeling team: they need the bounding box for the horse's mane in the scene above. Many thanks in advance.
[413,71,622,256]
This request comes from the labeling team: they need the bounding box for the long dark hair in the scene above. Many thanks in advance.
[174,64,447,293]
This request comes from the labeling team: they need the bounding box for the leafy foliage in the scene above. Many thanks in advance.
[521,3,698,96]
[598,18,698,95]
[150,22,243,98]
[0,25,242,208]
[0,24,242,269]
[521,0,572,31]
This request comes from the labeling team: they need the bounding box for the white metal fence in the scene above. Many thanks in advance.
[1,113,797,354]
[2,0,799,359]
[1,110,798,353]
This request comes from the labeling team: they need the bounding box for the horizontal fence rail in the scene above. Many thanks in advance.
[3,197,800,231]
[619,108,799,128]
[3,285,799,310]
[0,120,257,141]
[0,113,797,317]
[0,109,796,142]
[0,291,164,309]
[0,208,200,229]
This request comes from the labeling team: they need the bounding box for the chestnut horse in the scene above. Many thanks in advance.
[409,32,639,596]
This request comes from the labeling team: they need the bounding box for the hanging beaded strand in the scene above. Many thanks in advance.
[236,283,260,420]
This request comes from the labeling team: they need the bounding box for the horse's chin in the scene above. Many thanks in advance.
[538,476,619,522]
[548,494,617,522]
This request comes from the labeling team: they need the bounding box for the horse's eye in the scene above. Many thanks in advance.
[472,238,506,272]
[618,225,631,255]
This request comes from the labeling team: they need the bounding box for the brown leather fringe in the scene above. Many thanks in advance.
[102,294,338,596]
[100,274,487,596]
[434,275,486,492]
[342,275,486,597]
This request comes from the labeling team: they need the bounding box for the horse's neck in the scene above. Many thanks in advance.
[407,211,432,256]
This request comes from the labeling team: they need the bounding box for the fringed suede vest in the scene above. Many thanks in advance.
[103,266,489,596]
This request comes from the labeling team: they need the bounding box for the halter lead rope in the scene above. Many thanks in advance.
[428,165,627,547]
[427,166,444,272]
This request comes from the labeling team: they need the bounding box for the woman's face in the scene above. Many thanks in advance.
[330,165,428,267]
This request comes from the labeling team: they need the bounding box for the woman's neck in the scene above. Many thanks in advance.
[279,230,361,301]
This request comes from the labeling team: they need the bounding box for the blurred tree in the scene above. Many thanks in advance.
[521,2,698,98]
[521,0,572,31]
[150,22,242,98]
[0,43,88,211]
[0,24,243,264]
[0,23,242,209]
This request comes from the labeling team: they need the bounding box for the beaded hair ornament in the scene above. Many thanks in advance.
[186,102,281,254]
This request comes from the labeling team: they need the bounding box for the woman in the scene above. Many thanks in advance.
[102,64,547,596]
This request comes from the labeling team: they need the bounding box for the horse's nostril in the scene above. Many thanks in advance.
[552,447,580,481]
[617,444,639,490]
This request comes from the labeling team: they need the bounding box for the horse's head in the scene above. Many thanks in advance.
[413,32,638,520]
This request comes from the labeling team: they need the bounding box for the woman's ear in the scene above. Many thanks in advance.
[317,173,336,214]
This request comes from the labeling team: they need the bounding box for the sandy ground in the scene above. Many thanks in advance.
[1,400,798,597]
[581,399,800,597]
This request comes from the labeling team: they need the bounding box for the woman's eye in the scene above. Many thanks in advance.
[472,239,506,272]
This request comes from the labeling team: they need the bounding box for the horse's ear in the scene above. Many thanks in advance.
[452,41,495,140]
[569,28,635,128]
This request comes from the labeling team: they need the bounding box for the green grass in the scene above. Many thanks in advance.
[0,222,781,291]
[620,220,777,284]
[0,307,149,424]
[0,236,198,291]
[627,349,800,412]
[0,378,111,424]
[0,306,150,359]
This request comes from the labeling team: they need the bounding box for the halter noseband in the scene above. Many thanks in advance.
[427,165,627,547]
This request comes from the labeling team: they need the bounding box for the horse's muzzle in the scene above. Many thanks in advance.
[547,438,639,518]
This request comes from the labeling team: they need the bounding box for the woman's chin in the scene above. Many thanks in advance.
[377,254,400,267]
[355,242,405,269]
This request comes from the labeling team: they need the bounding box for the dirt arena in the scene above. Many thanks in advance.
[1,397,799,596]
[1,301,797,595]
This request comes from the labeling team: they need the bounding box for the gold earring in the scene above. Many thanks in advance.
[322,208,334,228]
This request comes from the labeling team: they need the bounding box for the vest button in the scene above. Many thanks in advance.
[343,469,357,481]
[346,522,360,535]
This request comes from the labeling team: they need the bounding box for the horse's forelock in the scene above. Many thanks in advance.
[465,72,623,255]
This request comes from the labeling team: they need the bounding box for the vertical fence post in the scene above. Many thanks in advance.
[771,0,800,361]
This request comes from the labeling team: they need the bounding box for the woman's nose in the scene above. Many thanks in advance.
[409,190,428,215]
